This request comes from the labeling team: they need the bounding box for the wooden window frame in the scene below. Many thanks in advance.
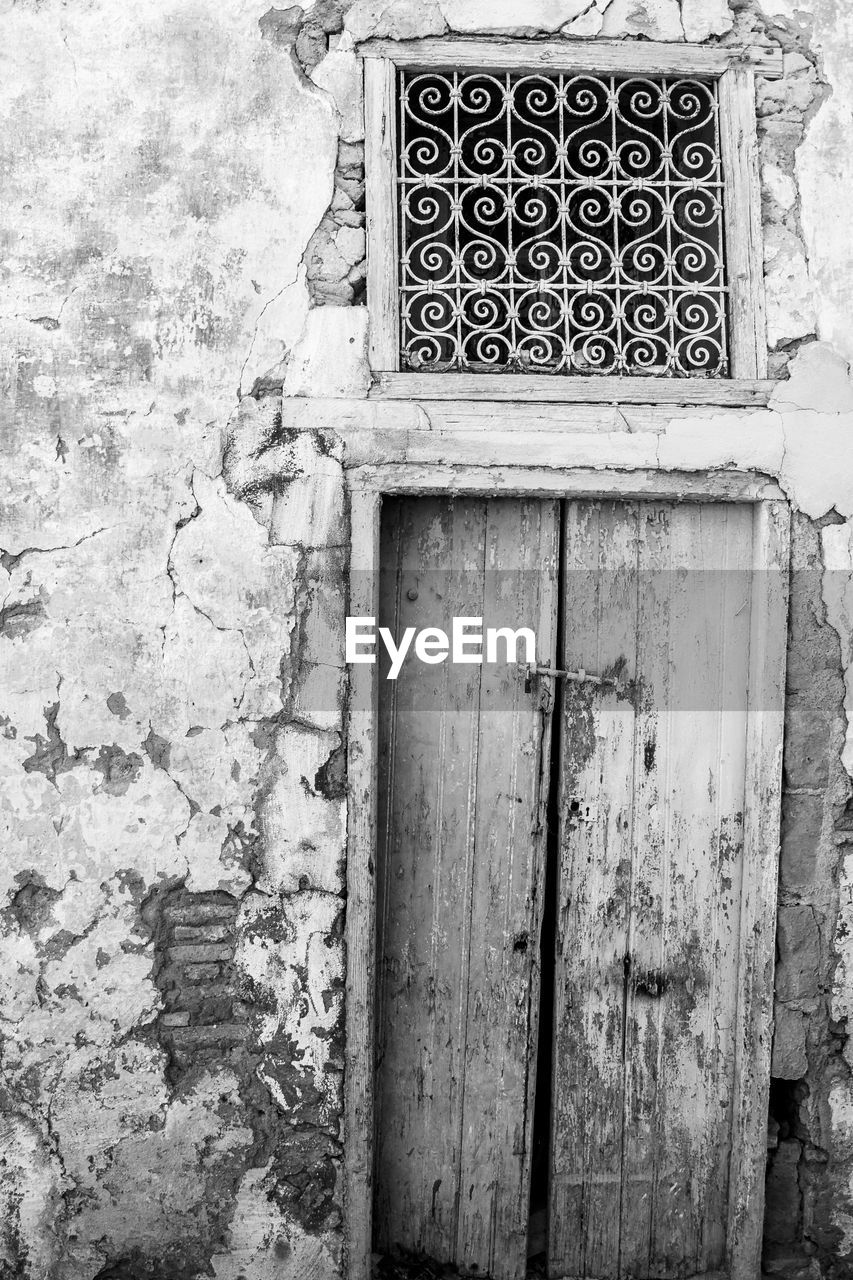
[343,457,790,1280]
[361,38,783,406]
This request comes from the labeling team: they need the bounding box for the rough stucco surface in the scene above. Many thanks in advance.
[0,0,852,1278]
[0,4,346,1276]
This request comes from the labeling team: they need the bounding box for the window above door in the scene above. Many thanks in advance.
[360,38,784,405]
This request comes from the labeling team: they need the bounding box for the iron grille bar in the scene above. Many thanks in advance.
[397,68,729,378]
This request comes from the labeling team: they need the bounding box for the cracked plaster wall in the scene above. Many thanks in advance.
[1,0,853,1277]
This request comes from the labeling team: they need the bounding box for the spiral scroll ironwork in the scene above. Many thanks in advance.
[398,69,729,376]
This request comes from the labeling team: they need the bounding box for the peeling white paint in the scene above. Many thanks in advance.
[256,727,346,895]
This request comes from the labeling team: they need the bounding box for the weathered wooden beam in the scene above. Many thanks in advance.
[363,57,399,372]
[720,64,769,378]
[359,38,785,80]
[370,372,778,406]
[346,463,784,502]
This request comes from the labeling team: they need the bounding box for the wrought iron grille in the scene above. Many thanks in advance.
[397,69,729,377]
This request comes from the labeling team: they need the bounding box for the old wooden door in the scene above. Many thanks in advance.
[374,496,558,1279]
[548,499,781,1280]
[374,495,787,1280]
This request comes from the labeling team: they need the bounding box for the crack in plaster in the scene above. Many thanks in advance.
[1,527,114,573]
[164,471,262,716]
[237,268,301,401]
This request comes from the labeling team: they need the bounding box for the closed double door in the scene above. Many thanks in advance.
[373,495,787,1280]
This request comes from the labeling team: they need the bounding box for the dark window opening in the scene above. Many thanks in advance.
[397,69,728,377]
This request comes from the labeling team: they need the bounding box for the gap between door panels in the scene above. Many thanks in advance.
[527,495,568,1272]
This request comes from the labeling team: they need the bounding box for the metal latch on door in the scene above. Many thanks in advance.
[523,663,618,694]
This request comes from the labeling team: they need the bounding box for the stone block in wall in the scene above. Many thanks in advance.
[344,0,447,41]
[776,907,822,1003]
[807,1095,851,1256]
[440,0,593,34]
[762,162,798,215]
[264,419,346,553]
[680,0,732,42]
[784,703,834,790]
[255,727,346,895]
[764,225,817,350]
[780,793,825,892]
[284,308,370,399]
[312,39,364,144]
[772,1005,809,1079]
[760,117,806,177]
[758,76,818,122]
[291,662,348,734]
[301,548,348,670]
[271,459,346,551]
[600,0,683,41]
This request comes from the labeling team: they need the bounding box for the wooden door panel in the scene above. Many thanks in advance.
[374,497,484,1260]
[374,496,559,1278]
[549,501,754,1280]
[620,502,753,1279]
[548,501,640,1276]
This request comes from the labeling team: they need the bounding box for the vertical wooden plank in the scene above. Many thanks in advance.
[658,505,752,1274]
[622,504,753,1278]
[374,497,558,1276]
[719,66,768,379]
[549,499,777,1280]
[456,499,559,1278]
[345,485,382,1280]
[728,500,790,1280]
[616,501,673,1278]
[363,57,400,371]
[549,501,640,1278]
[374,497,487,1259]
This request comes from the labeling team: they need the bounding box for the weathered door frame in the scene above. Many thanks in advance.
[343,462,789,1280]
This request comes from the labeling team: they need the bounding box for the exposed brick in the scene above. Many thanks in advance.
[161,1011,191,1027]
[166,944,234,964]
[163,980,238,1009]
[167,1024,249,1047]
[173,923,233,943]
[161,897,238,925]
